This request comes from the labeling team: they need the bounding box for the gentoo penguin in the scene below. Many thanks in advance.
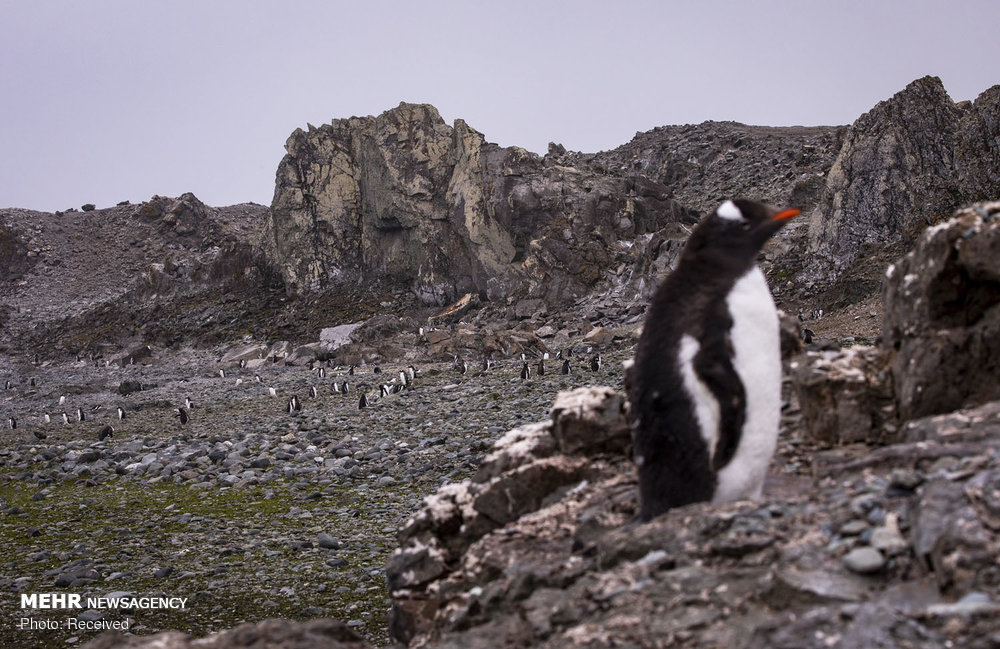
[537,359,545,376]
[59,395,66,405]
[342,380,350,394]
[176,408,189,425]
[4,380,10,390]
[331,381,341,394]
[7,416,15,429]
[407,365,417,381]
[268,387,277,397]
[76,408,86,422]
[219,368,226,378]
[254,374,261,383]
[399,370,408,387]
[629,199,798,521]
[309,386,318,399]
[561,359,571,375]
[348,365,355,376]
[318,367,326,378]
[459,360,468,375]
[117,407,125,420]
[380,384,390,398]
[62,412,69,425]
[240,359,247,368]
[98,424,114,441]
[43,414,51,424]
[590,354,602,372]
[801,328,815,344]
[358,392,369,409]
[185,397,194,410]
[287,395,301,413]
[520,362,530,381]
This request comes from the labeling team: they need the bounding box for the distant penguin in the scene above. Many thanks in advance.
[537,359,545,376]
[407,365,417,382]
[318,367,326,378]
[7,416,15,429]
[176,408,189,424]
[392,383,403,394]
[358,392,369,409]
[185,397,193,410]
[380,384,390,398]
[520,362,530,381]
[331,381,341,394]
[43,413,51,424]
[629,199,798,521]
[520,353,527,361]
[802,328,815,344]
[235,378,243,386]
[557,349,563,360]
[4,380,11,390]
[418,327,424,337]
[399,370,408,387]
[561,359,570,375]
[459,360,468,375]
[543,352,550,360]
[287,395,301,413]
[240,359,247,368]
[98,424,114,441]
[76,408,85,422]
[373,365,382,374]
[117,407,124,420]
[59,395,66,405]
[348,365,355,376]
[342,381,350,394]
[590,354,602,372]
[268,387,277,398]
[309,386,318,399]
[33,429,47,440]
[254,374,261,383]
[62,412,69,425]
[219,369,226,378]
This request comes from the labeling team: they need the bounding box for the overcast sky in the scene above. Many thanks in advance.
[1,0,997,211]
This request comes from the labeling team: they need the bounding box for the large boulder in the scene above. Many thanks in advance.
[883,200,1000,420]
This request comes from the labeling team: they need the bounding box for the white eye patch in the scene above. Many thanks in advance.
[716,200,745,221]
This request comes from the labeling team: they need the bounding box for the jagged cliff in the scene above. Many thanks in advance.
[264,77,1000,315]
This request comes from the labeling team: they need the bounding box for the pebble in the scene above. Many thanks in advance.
[843,547,885,574]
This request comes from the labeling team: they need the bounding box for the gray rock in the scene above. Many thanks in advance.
[843,547,885,574]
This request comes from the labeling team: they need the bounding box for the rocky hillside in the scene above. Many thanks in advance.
[264,76,1000,321]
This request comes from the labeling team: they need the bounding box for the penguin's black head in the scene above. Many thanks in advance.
[685,199,799,271]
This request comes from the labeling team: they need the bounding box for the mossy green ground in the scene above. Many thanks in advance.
[0,478,405,647]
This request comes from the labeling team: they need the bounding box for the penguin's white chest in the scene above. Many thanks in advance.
[714,265,781,503]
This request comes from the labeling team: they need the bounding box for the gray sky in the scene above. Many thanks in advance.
[2,0,997,211]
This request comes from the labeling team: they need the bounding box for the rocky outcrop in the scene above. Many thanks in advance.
[387,384,1000,648]
[265,103,689,305]
[883,200,1000,420]
[805,77,1000,287]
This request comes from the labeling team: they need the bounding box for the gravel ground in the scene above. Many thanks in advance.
[0,344,628,648]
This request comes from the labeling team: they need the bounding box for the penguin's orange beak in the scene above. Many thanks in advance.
[772,208,799,221]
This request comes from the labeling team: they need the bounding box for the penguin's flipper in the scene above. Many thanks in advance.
[693,333,746,472]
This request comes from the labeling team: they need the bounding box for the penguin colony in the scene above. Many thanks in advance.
[629,199,798,521]
[4,330,607,449]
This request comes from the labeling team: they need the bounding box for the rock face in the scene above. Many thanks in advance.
[805,76,1000,287]
[387,386,1000,648]
[265,103,694,306]
[883,200,1000,421]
